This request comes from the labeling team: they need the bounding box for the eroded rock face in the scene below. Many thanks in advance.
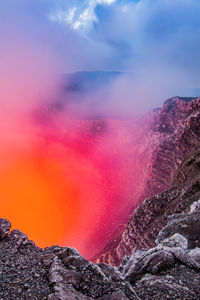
[1,205,200,299]
[119,210,200,299]
[115,144,200,264]
[96,97,200,265]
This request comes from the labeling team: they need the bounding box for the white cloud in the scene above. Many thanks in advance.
[48,0,116,30]
[97,0,115,4]
[49,8,77,26]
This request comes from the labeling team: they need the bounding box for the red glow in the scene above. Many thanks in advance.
[0,124,107,256]
[0,107,150,259]
[0,35,147,258]
[0,112,149,258]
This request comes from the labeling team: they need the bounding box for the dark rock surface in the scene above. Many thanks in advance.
[1,201,200,299]
[96,97,200,265]
[156,207,200,249]
[0,219,11,240]
[0,220,140,300]
[115,143,200,263]
[0,228,52,299]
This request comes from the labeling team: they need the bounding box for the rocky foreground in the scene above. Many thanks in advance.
[0,200,200,299]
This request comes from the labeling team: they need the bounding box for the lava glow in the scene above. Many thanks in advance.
[0,53,142,258]
[0,12,141,259]
[0,154,67,247]
[1,0,200,262]
[0,36,112,257]
[0,124,108,257]
[0,109,144,258]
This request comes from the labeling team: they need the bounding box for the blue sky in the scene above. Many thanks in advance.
[1,0,200,75]
[45,0,200,74]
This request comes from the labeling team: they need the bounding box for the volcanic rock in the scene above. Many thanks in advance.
[0,218,11,240]
[1,203,200,299]
[0,228,52,299]
[156,210,200,249]
[116,143,200,261]
[96,97,200,265]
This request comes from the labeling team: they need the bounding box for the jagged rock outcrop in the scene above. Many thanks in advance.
[96,96,200,265]
[115,143,200,264]
[1,202,200,299]
[0,226,52,299]
[0,219,140,300]
[119,205,200,299]
[156,203,200,249]
[140,96,200,200]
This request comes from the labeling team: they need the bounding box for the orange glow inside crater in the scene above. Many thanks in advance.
[0,130,106,258]
[0,154,80,247]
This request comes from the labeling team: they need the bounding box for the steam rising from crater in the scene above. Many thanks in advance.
[0,3,140,258]
[1,0,200,258]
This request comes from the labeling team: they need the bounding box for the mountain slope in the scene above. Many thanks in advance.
[96,96,200,265]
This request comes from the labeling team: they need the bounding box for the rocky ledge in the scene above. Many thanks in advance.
[1,201,200,299]
[97,139,200,266]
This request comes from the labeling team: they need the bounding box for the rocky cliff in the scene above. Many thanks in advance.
[1,200,200,299]
[96,96,200,265]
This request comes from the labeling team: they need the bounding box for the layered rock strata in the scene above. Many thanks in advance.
[96,97,200,265]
